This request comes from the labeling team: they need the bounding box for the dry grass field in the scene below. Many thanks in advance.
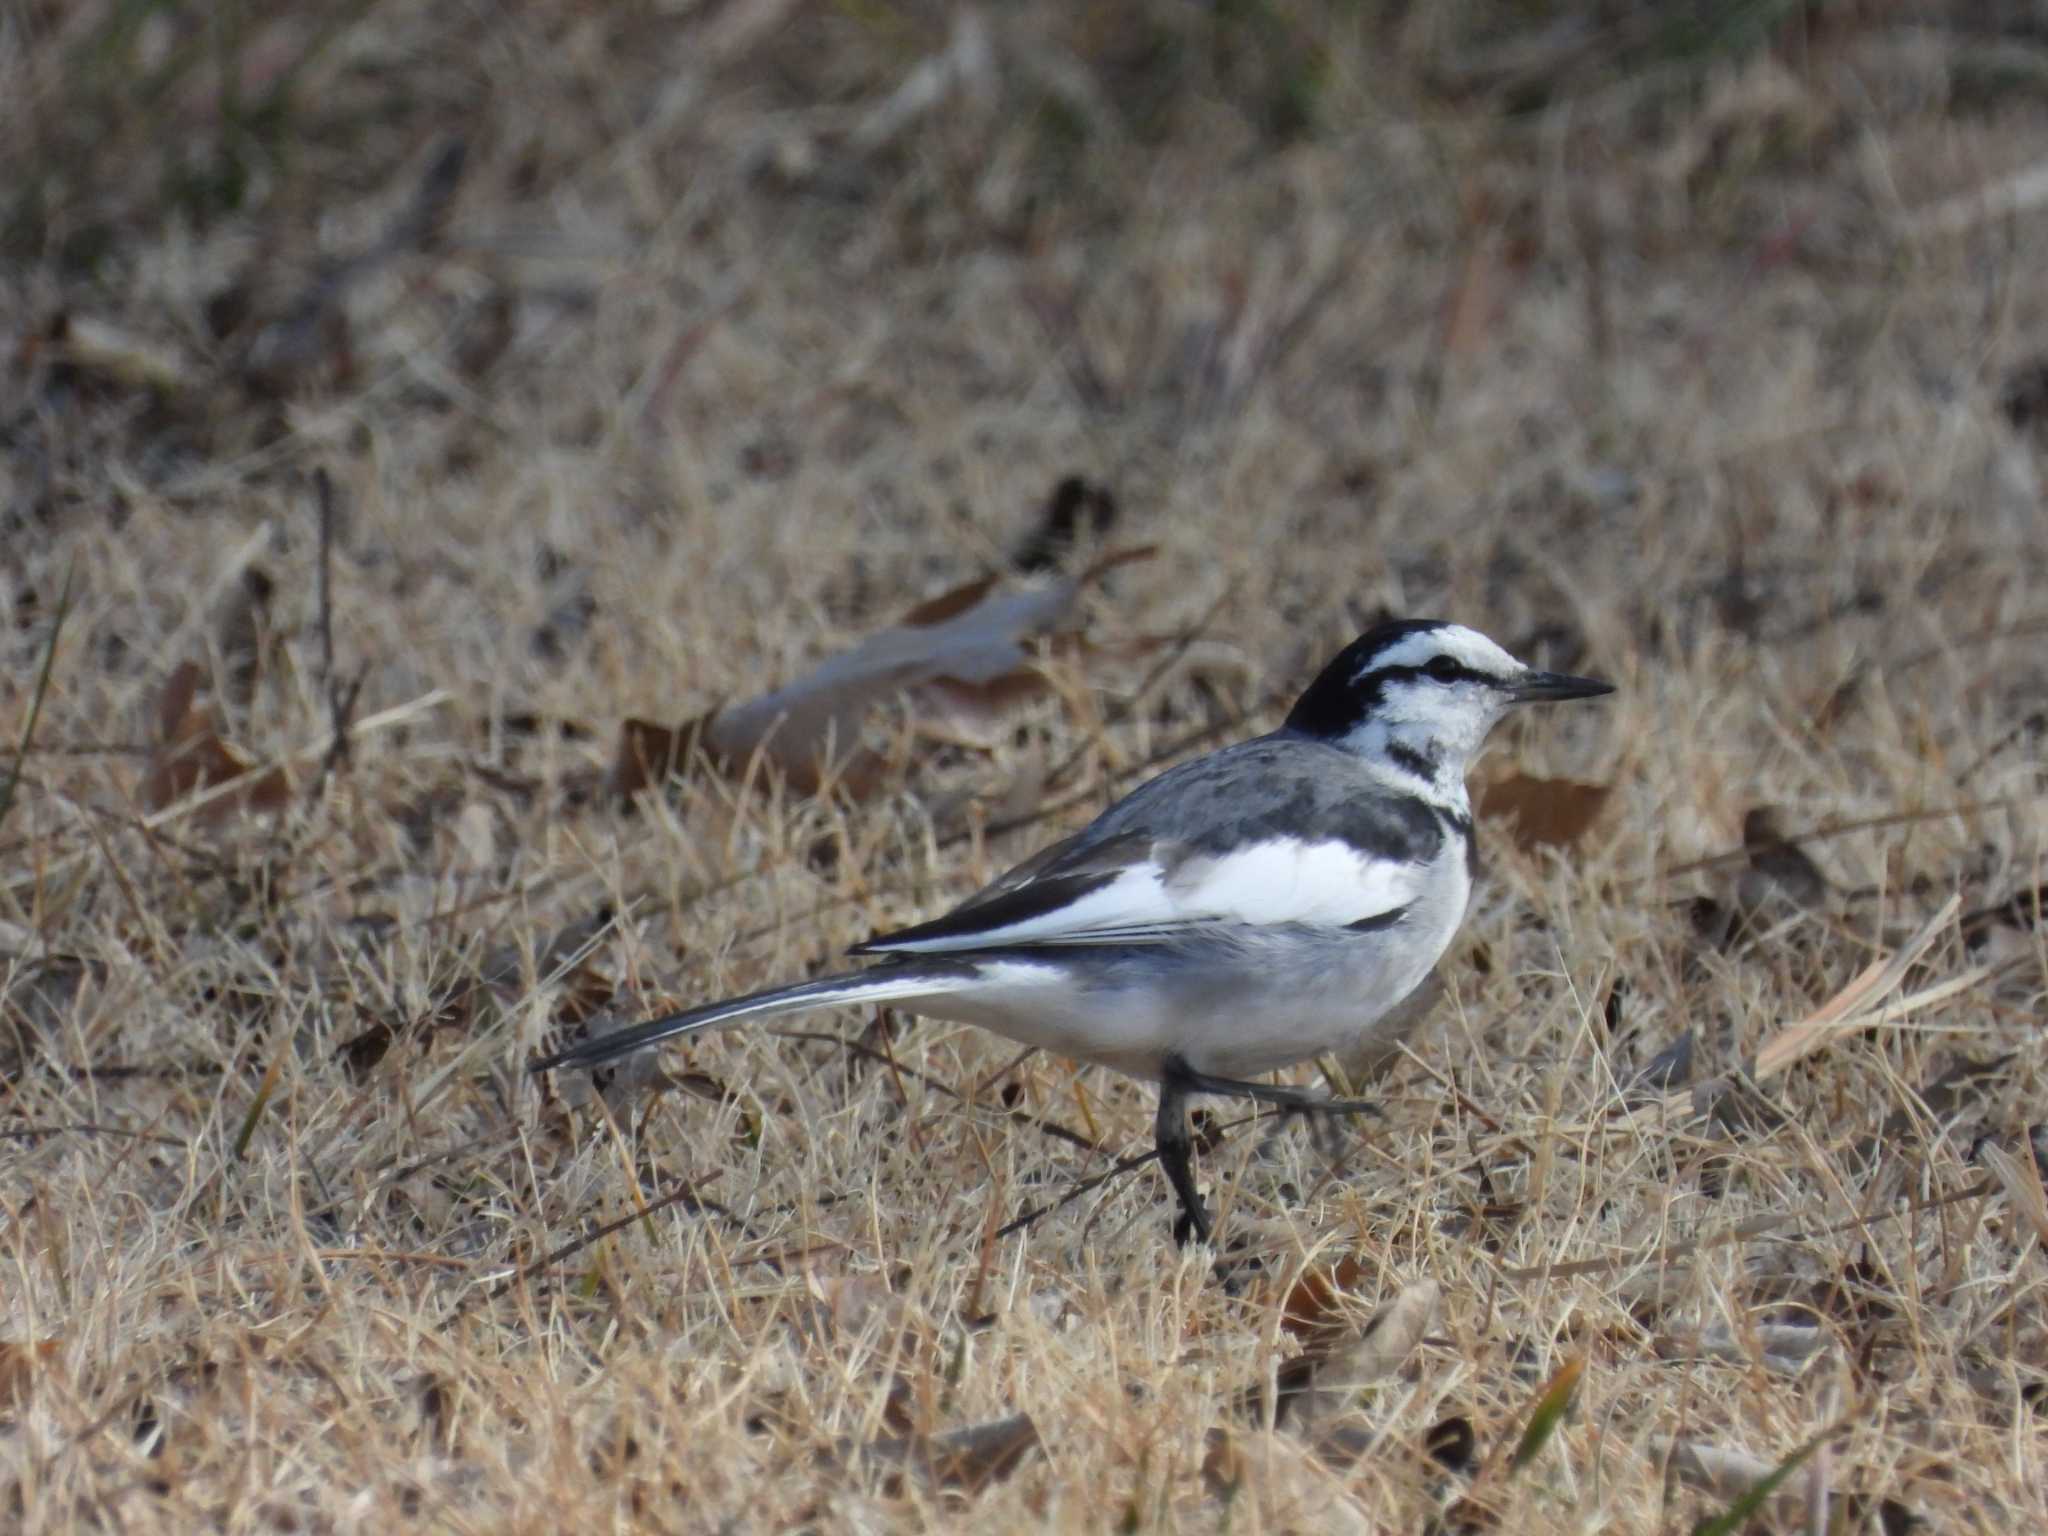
[5,2,2048,1529]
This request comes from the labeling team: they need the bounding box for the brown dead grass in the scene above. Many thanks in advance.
[4,2,2048,1530]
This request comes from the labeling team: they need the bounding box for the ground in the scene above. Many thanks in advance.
[3,2,2047,1530]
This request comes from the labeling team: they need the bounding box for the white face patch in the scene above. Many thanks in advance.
[1358,623,1523,685]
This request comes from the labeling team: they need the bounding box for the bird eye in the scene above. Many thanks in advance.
[1424,655,1462,681]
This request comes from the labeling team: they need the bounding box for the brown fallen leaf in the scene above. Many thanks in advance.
[1278,1252,1376,1342]
[609,546,1155,800]
[0,1338,61,1410]
[142,661,291,817]
[1478,773,1611,851]
[1280,1280,1441,1435]
[852,1412,1042,1495]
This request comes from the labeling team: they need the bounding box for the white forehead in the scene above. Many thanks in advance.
[1365,624,1523,678]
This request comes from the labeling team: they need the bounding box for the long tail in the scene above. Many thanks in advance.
[528,962,967,1073]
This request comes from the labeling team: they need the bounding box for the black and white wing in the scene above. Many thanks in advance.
[850,825,1428,955]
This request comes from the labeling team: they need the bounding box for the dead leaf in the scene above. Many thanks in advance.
[1982,1139,2048,1251]
[604,716,706,800]
[1013,475,1118,573]
[845,1413,1041,1496]
[1478,774,1611,851]
[0,1338,61,1410]
[1273,1280,1440,1432]
[610,547,1155,801]
[897,572,1003,627]
[1201,1431,1380,1532]
[142,661,291,816]
[1201,1427,1244,1499]
[1279,1253,1375,1341]
[1655,1320,1829,1377]
[1261,1277,1441,1441]
[41,313,196,392]
[1962,883,2048,948]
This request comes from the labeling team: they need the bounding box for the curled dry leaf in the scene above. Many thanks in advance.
[0,1338,61,1410]
[1426,1414,1479,1473]
[849,1412,1041,1496]
[1981,1139,2048,1251]
[1276,1279,1441,1436]
[33,313,196,393]
[609,546,1155,800]
[142,661,291,817]
[1477,773,1610,852]
[1278,1252,1376,1341]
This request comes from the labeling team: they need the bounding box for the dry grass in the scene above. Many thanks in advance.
[5,2,2048,1529]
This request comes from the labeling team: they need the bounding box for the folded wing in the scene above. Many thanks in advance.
[852,829,1422,954]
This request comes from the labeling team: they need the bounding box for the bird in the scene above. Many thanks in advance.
[532,619,1613,1244]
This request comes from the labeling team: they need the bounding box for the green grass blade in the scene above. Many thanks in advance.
[1509,1355,1584,1474]
[1688,1429,1830,1536]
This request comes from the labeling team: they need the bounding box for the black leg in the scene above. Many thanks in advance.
[1154,1058,1383,1245]
[1170,1063,1382,1122]
[1154,1067,1211,1246]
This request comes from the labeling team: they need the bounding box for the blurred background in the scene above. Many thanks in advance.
[6,7,2048,1526]
[8,2,2045,672]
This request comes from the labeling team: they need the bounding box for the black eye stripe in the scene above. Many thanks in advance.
[1280,621,1500,740]
[1364,661,1493,689]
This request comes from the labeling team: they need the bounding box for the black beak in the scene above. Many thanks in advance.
[1509,669,1614,704]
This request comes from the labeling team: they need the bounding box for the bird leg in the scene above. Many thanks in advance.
[1154,1068,1211,1247]
[1169,1062,1381,1120]
[1156,1057,1383,1245]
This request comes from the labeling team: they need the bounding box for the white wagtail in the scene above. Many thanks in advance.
[533,620,1612,1243]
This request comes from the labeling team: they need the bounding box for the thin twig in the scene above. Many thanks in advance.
[311,468,366,784]
[0,557,76,832]
[1645,796,2046,885]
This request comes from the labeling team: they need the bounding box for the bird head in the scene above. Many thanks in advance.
[1284,620,1612,797]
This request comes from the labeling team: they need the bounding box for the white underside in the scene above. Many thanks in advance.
[891,905,1463,1081]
